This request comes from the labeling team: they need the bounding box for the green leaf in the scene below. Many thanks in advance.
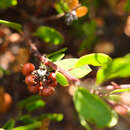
[55,58,78,70]
[107,95,120,102]
[107,111,118,128]
[47,48,67,57]
[82,20,97,37]
[49,53,65,62]
[75,53,112,68]
[73,87,117,128]
[47,48,67,62]
[36,113,63,122]
[18,95,43,108]
[12,121,41,130]
[0,0,17,9]
[111,88,130,94]
[3,119,15,130]
[124,53,130,60]
[55,58,91,78]
[79,116,91,130]
[56,72,69,86]
[0,66,9,78]
[34,26,64,45]
[25,99,45,112]
[96,54,130,84]
[69,65,91,78]
[79,20,97,52]
[19,115,37,124]
[0,19,22,32]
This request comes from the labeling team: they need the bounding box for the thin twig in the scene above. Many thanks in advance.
[24,35,79,85]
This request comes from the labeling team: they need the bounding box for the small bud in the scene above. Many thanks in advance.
[47,73,57,87]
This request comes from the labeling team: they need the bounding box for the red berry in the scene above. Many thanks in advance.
[48,80,57,88]
[48,73,57,87]
[48,73,56,80]
[22,63,35,76]
[27,85,38,94]
[25,74,36,86]
[39,87,55,96]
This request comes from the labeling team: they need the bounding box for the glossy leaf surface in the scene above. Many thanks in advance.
[75,53,112,68]
[73,87,118,128]
[96,54,130,84]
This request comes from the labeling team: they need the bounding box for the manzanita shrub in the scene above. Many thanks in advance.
[0,0,130,130]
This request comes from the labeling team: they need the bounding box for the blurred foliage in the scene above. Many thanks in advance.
[3,119,15,130]
[18,95,43,108]
[79,20,98,52]
[0,20,22,32]
[124,0,130,12]
[0,66,9,78]
[34,26,64,45]
[1,95,63,130]
[54,0,69,14]
[0,0,17,9]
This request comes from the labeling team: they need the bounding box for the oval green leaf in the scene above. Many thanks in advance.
[74,53,112,68]
[73,87,118,128]
[56,72,69,86]
[96,54,130,84]
[55,58,91,78]
[0,19,22,32]
[55,58,78,70]
[49,53,65,62]
[47,48,67,57]
[70,65,91,78]
[34,26,64,45]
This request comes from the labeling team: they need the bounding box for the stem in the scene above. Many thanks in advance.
[12,121,41,130]
[96,82,130,96]
[24,36,79,85]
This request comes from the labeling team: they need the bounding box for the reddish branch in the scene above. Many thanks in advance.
[96,82,130,97]
[27,39,79,85]
[106,82,130,91]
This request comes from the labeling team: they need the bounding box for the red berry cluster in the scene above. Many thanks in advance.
[22,63,57,96]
